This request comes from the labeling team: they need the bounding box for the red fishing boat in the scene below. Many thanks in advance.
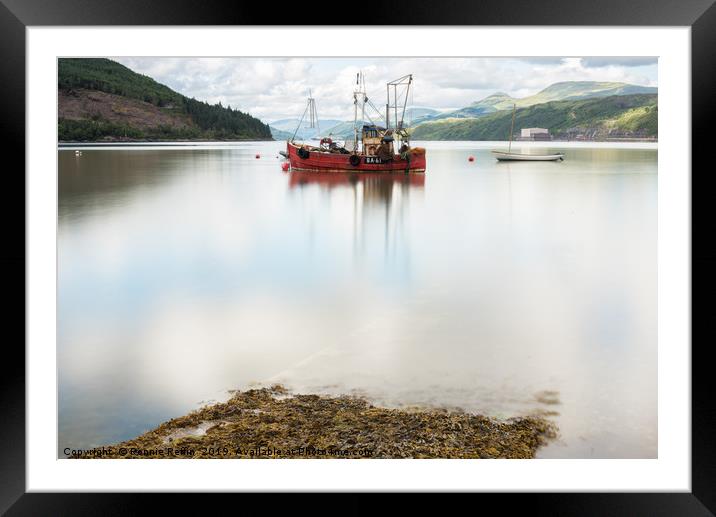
[285,73,426,174]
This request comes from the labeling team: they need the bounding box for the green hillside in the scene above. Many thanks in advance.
[58,58,272,141]
[481,82,657,111]
[411,94,657,141]
[525,81,657,103]
[427,82,658,122]
[434,92,508,119]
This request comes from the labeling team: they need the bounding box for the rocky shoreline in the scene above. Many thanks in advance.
[71,386,557,459]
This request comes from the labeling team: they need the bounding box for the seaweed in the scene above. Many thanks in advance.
[75,385,557,459]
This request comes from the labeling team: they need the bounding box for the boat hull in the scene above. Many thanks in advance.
[287,142,426,173]
[492,150,564,161]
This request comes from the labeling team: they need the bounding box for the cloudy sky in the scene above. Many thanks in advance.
[114,57,658,123]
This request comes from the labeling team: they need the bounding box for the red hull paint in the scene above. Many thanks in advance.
[287,142,426,173]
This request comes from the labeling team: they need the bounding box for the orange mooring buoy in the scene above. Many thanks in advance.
[468,155,475,162]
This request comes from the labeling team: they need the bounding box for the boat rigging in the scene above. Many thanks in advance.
[286,73,426,174]
[291,89,320,142]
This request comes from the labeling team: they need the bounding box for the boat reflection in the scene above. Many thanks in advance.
[288,170,425,189]
[288,170,425,265]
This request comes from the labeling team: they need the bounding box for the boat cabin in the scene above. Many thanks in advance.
[362,124,394,158]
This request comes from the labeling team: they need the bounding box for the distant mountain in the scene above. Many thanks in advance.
[269,126,294,140]
[321,120,372,140]
[426,93,516,121]
[519,81,657,106]
[405,107,441,124]
[268,118,344,141]
[268,82,659,142]
[271,108,440,141]
[58,58,272,142]
[418,81,657,123]
[430,101,501,121]
[324,112,447,138]
[272,118,395,141]
[411,94,657,141]
[406,107,440,119]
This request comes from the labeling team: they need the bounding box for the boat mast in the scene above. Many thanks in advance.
[394,83,398,130]
[353,74,359,152]
[386,83,390,130]
[291,99,309,143]
[308,89,320,137]
[386,74,413,147]
[354,72,369,153]
[400,77,411,129]
[291,90,320,143]
[361,73,366,125]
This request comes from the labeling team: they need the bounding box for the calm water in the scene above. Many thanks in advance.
[58,141,657,458]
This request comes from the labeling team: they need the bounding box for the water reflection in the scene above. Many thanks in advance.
[60,150,196,223]
[58,141,657,459]
[288,170,425,189]
[288,170,425,265]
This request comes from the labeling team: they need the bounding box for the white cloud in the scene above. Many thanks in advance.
[113,57,658,123]
[581,57,657,68]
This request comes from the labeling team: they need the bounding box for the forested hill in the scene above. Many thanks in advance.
[58,58,272,142]
[411,94,657,141]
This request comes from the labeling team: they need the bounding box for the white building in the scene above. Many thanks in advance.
[521,127,550,138]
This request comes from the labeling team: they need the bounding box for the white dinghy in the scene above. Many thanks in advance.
[492,150,564,161]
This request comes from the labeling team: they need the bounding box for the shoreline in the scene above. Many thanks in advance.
[68,386,557,459]
[58,138,275,146]
[58,138,656,146]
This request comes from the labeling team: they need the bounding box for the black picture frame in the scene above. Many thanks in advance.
[2,0,713,514]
